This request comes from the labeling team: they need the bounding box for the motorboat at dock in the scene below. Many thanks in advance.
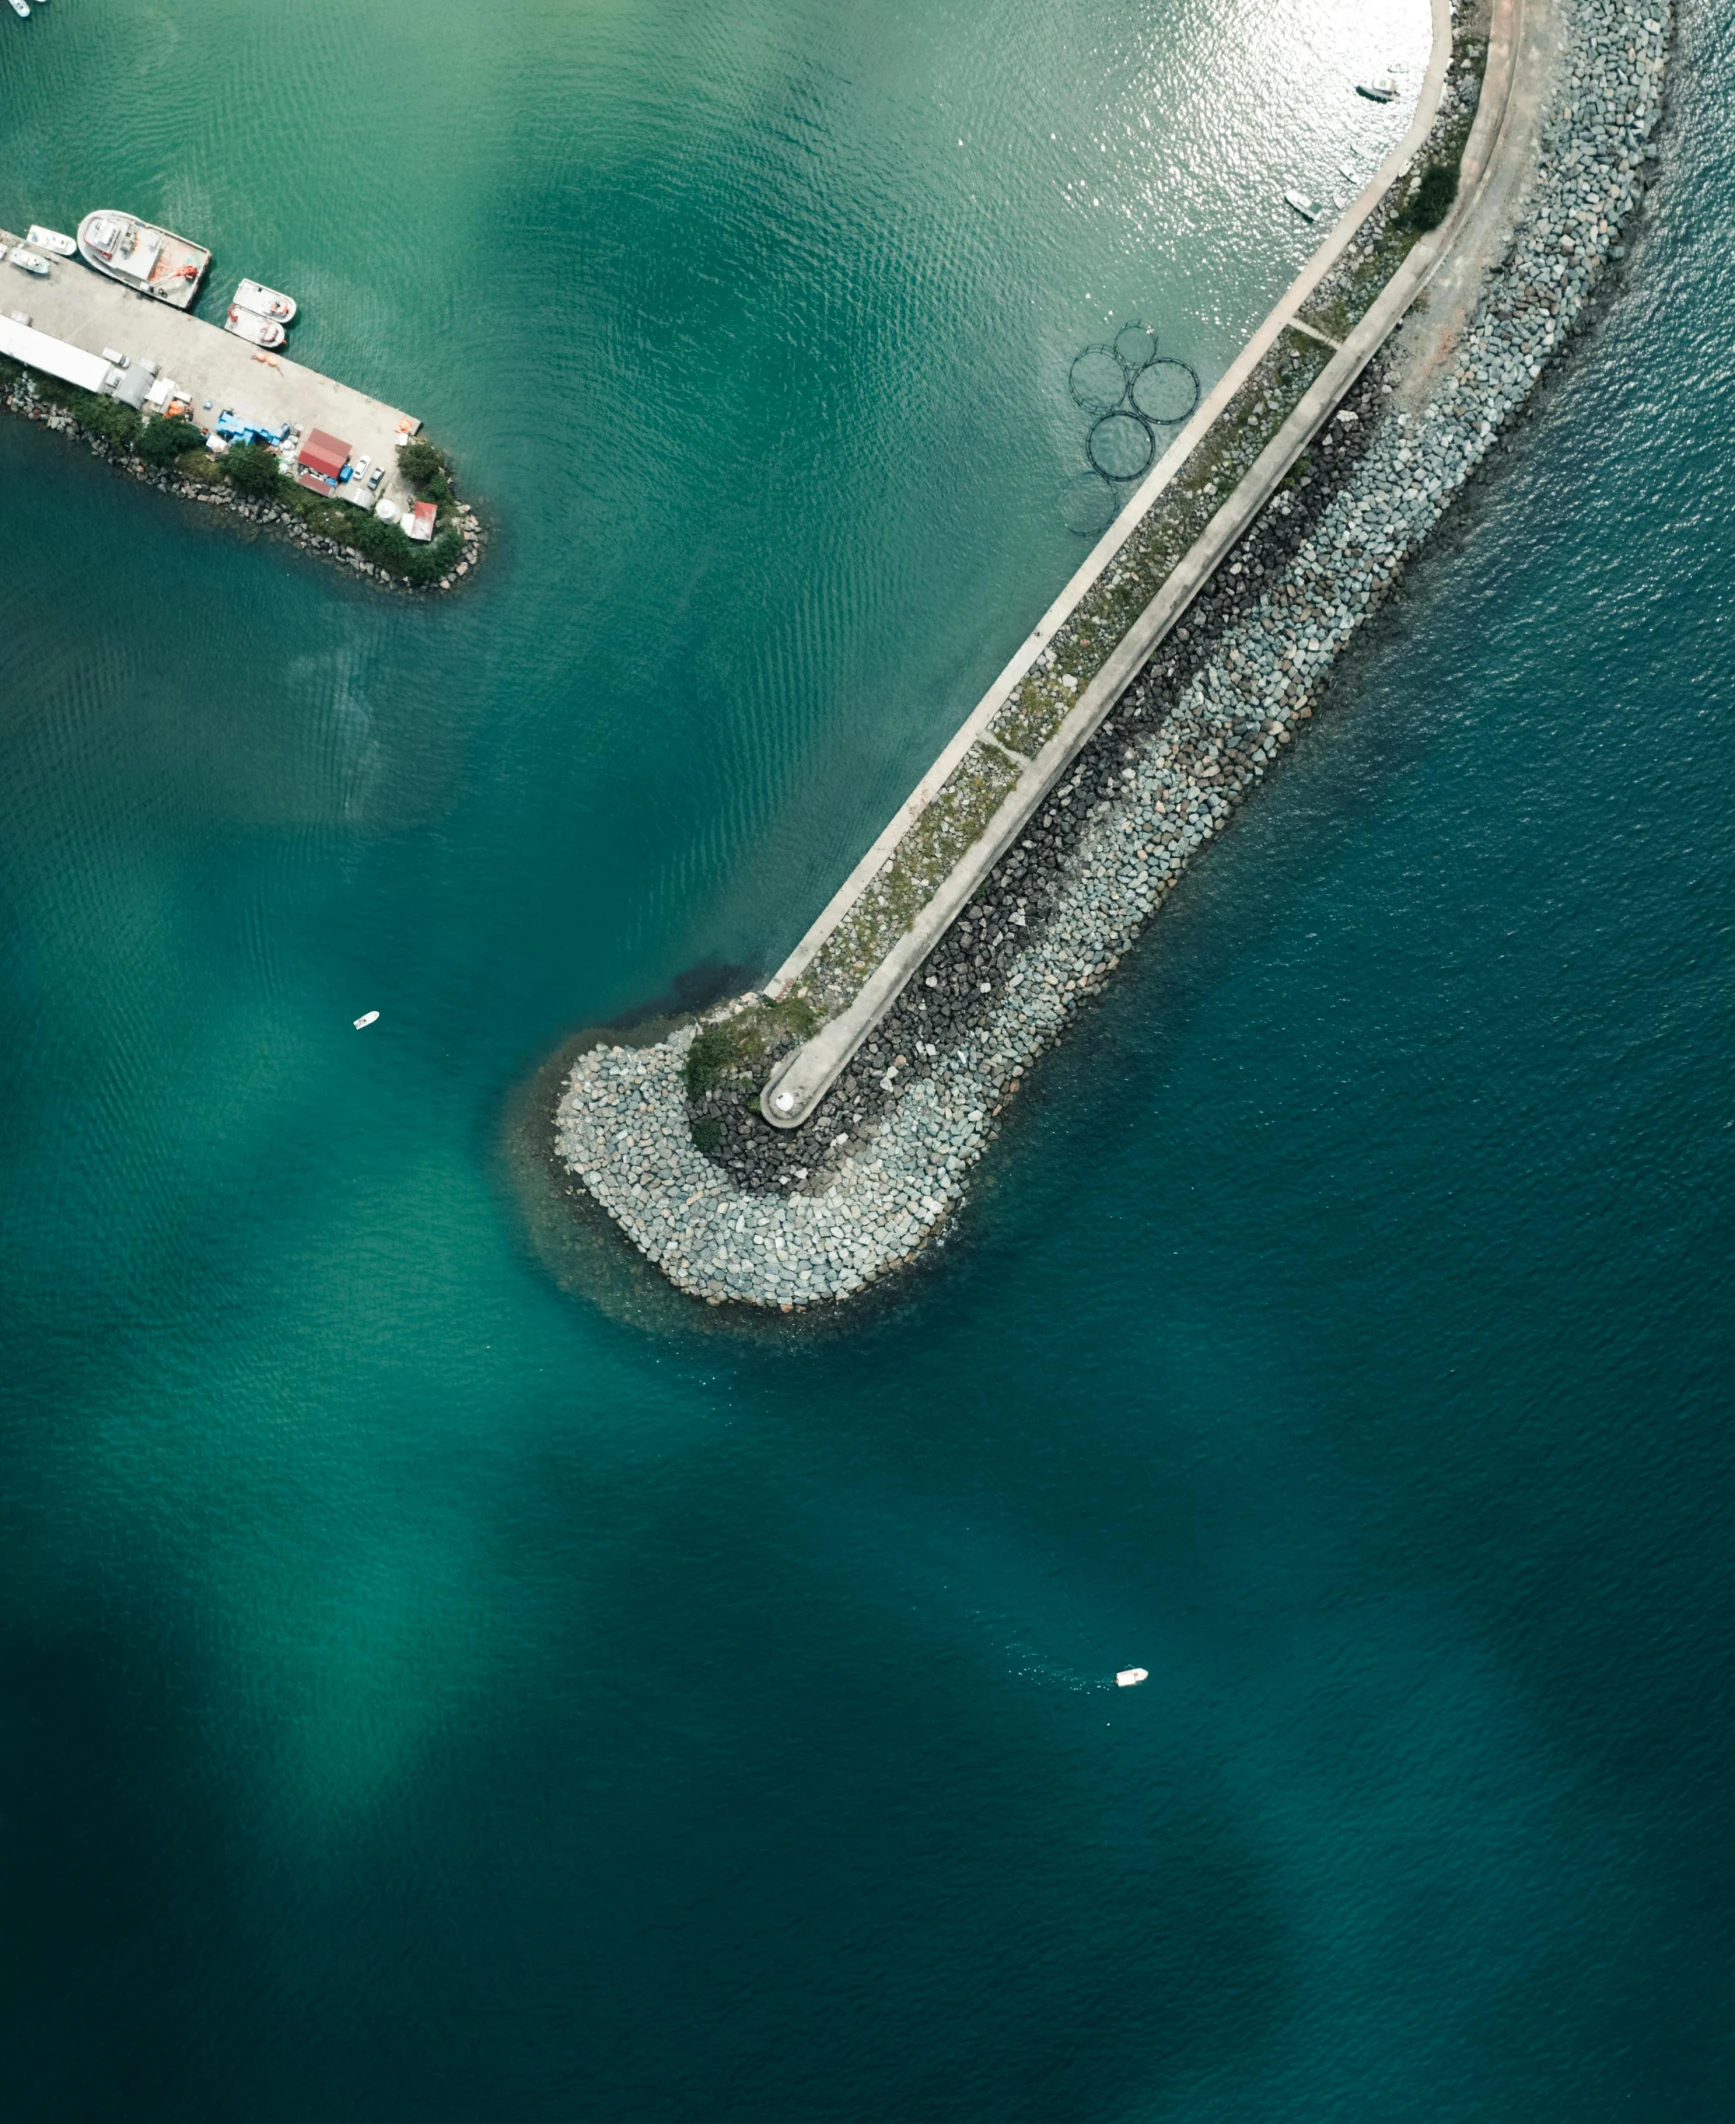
[1283,190,1319,222]
[77,210,210,308]
[224,303,286,349]
[26,226,77,257]
[231,278,296,324]
[7,247,50,277]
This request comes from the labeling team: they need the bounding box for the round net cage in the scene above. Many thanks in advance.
[1087,409,1156,482]
[1058,469,1121,538]
[1129,357,1201,425]
[1069,344,1132,415]
[1112,321,1159,374]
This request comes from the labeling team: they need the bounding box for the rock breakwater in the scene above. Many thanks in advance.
[552,0,1670,1312]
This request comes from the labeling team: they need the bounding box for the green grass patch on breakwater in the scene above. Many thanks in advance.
[0,359,469,585]
[1299,21,1489,343]
[802,737,1025,1005]
[684,994,820,1100]
[684,994,822,1152]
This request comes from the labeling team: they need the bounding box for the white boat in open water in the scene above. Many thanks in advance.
[8,2,30,21]
[77,211,210,308]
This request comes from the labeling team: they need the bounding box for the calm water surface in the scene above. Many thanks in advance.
[2,0,1732,2117]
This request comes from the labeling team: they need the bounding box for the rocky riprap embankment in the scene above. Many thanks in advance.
[0,378,484,593]
[553,0,1670,1311]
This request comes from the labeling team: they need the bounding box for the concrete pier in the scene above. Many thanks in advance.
[0,230,424,514]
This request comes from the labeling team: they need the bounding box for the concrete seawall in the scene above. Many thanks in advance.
[551,0,1672,1310]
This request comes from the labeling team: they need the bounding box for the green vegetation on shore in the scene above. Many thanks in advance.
[1405,161,1461,233]
[683,996,820,1102]
[0,359,469,586]
[1299,23,1489,342]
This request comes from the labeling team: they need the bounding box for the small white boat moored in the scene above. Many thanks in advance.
[1356,79,1399,102]
[7,247,49,276]
[26,226,76,256]
[353,1011,380,1030]
[1283,190,1318,222]
[231,277,297,324]
[1115,1667,1149,1688]
[225,303,286,348]
[8,2,30,21]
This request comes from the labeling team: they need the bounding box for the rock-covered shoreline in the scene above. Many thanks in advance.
[0,374,485,594]
[553,0,1671,1311]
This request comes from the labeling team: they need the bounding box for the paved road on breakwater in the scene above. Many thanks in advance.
[759,0,1500,1128]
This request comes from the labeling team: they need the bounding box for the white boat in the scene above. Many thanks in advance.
[8,3,30,22]
[26,225,76,256]
[353,1011,379,1030]
[1284,190,1318,221]
[1115,1668,1149,1688]
[231,277,296,324]
[78,211,210,307]
[1356,79,1399,102]
[224,303,286,349]
[7,247,49,276]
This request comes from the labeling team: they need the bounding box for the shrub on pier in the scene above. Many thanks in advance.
[78,396,143,452]
[681,997,820,1104]
[348,510,464,585]
[397,438,451,501]
[138,415,208,467]
[224,442,283,497]
[1405,161,1461,233]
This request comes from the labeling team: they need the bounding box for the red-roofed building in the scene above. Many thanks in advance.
[298,428,351,481]
[406,500,437,543]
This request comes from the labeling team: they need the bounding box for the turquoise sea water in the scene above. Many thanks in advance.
[4,0,1734,2117]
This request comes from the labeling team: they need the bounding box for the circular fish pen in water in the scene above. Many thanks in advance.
[1129,356,1201,425]
[1112,320,1159,373]
[1087,409,1156,482]
[1058,469,1121,538]
[1059,321,1196,530]
[1068,343,1133,416]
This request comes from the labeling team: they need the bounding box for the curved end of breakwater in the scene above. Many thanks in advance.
[548,0,1672,1313]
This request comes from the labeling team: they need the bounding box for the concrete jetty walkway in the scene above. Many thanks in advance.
[0,233,424,515]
